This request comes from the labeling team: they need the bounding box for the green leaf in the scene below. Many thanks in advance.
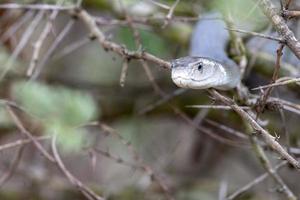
[11,81,98,151]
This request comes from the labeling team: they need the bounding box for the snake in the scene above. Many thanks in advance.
[170,12,241,90]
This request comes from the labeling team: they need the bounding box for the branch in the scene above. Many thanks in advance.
[252,77,300,90]
[0,146,24,188]
[227,161,288,199]
[27,9,60,76]
[0,3,76,11]
[249,136,296,200]
[257,0,300,59]
[228,28,284,43]
[0,136,50,152]
[209,89,300,169]
[6,105,55,163]
[73,8,171,69]
[51,134,105,200]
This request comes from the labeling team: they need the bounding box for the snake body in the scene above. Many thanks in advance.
[171,12,241,90]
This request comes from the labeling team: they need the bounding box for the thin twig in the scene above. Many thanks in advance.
[0,11,44,80]
[186,105,251,110]
[146,0,170,10]
[138,88,187,115]
[249,136,296,200]
[256,44,284,115]
[51,134,105,200]
[74,9,171,69]
[282,10,300,18]
[0,136,50,152]
[119,58,129,87]
[228,28,284,43]
[205,119,247,140]
[227,161,288,199]
[31,20,75,80]
[6,105,55,163]
[99,123,174,200]
[0,145,24,188]
[53,36,90,60]
[252,77,300,90]
[163,0,180,27]
[0,3,76,10]
[27,4,61,76]
[0,11,34,42]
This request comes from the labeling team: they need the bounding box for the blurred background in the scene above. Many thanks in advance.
[0,0,300,199]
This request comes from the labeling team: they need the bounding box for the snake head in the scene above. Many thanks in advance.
[170,56,239,90]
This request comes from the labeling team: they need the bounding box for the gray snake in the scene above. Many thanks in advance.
[170,12,241,90]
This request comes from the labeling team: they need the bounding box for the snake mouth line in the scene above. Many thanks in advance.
[172,76,211,83]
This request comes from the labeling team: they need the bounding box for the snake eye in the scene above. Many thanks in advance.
[197,63,203,71]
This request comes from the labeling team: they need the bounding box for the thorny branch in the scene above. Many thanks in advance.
[257,0,300,59]
[209,89,300,169]
[74,8,171,69]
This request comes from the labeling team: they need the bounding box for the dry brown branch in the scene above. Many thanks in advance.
[264,96,300,116]
[99,123,174,200]
[256,44,285,114]
[0,145,24,188]
[0,136,50,152]
[257,0,300,59]
[171,106,245,147]
[6,105,55,163]
[93,148,141,170]
[51,134,105,200]
[0,11,34,42]
[0,3,76,11]
[282,10,300,18]
[27,7,60,76]
[228,28,284,43]
[249,136,296,200]
[186,105,251,110]
[94,16,200,27]
[119,58,129,87]
[53,36,90,60]
[163,0,181,27]
[0,11,44,80]
[74,8,171,69]
[209,89,300,169]
[117,0,161,93]
[138,88,187,115]
[227,161,288,199]
[138,88,245,146]
[31,20,75,79]
[252,77,300,90]
[205,119,247,140]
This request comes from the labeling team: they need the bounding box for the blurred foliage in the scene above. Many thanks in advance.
[12,0,77,5]
[0,47,22,75]
[116,27,169,56]
[209,0,267,30]
[107,187,144,200]
[11,81,98,151]
[84,0,113,10]
[0,107,12,128]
